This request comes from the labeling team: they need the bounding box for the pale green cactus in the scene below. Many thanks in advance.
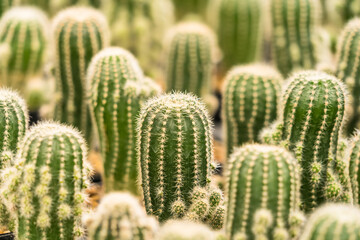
[0,0,19,17]
[337,0,360,22]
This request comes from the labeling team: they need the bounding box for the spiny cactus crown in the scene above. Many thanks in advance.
[338,0,360,22]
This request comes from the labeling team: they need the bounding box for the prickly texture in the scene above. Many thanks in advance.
[53,7,110,143]
[88,47,161,194]
[137,93,214,222]
[165,22,218,98]
[338,0,360,22]
[336,19,360,135]
[223,64,283,157]
[0,122,92,240]
[300,204,360,240]
[172,0,208,21]
[86,192,158,240]
[271,0,320,76]
[346,131,360,205]
[0,7,49,93]
[225,144,303,240]
[0,0,19,17]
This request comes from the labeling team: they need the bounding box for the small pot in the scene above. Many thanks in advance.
[0,232,14,240]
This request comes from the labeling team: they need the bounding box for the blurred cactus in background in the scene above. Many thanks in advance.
[0,0,19,17]
[53,7,110,143]
[337,0,360,22]
[172,0,209,21]
[346,131,360,205]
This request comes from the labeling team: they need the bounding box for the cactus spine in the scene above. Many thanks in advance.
[225,144,303,240]
[300,204,360,240]
[0,122,91,239]
[88,47,161,194]
[165,22,218,98]
[271,0,320,76]
[223,64,283,157]
[346,131,360,205]
[336,18,360,135]
[86,192,158,240]
[0,7,49,93]
[137,93,214,222]
[53,7,110,143]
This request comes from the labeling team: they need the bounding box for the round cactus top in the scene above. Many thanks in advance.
[343,18,360,31]
[226,64,283,80]
[0,88,27,106]
[123,77,162,97]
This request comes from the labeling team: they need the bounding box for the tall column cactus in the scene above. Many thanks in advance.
[53,7,110,143]
[336,18,360,135]
[88,47,161,194]
[0,0,19,17]
[223,64,283,157]
[0,7,49,93]
[337,0,360,22]
[137,93,214,222]
[270,0,320,76]
[346,131,360,205]
[0,122,92,239]
[225,144,304,240]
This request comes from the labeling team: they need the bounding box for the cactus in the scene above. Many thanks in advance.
[338,0,360,22]
[208,0,262,72]
[346,131,360,205]
[223,64,283,157]
[270,0,320,76]
[86,192,158,240]
[0,0,19,17]
[87,47,161,194]
[300,204,360,240]
[0,122,92,239]
[137,93,214,222]
[336,18,360,135]
[225,144,304,240]
[164,22,219,98]
[0,7,49,93]
[172,0,209,21]
[53,7,110,143]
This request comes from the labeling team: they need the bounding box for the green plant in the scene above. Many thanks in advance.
[88,47,161,194]
[0,0,19,17]
[300,204,360,240]
[53,6,110,143]
[346,131,360,205]
[225,144,304,240]
[0,122,92,239]
[223,64,283,157]
[172,0,209,21]
[137,93,214,222]
[337,0,360,22]
[85,192,158,240]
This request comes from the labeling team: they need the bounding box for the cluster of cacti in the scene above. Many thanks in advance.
[225,144,304,240]
[88,47,161,194]
[53,7,110,143]
[86,192,158,240]
[337,0,360,22]
[223,64,283,157]
[0,7,49,93]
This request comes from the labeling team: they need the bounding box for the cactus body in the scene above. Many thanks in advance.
[271,0,320,76]
[137,93,214,222]
[338,0,360,22]
[346,131,360,205]
[165,22,218,98]
[336,19,360,135]
[223,64,282,157]
[225,144,303,240]
[86,192,158,240]
[0,7,49,92]
[300,204,360,240]
[88,47,161,194]
[53,7,110,143]
[172,0,208,21]
[1,122,91,239]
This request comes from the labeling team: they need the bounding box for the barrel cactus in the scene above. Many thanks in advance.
[0,122,92,239]
[172,0,209,21]
[86,192,158,240]
[0,7,49,93]
[223,64,283,157]
[338,0,360,22]
[300,204,360,240]
[137,93,214,222]
[53,6,110,143]
[225,144,304,240]
[88,47,161,194]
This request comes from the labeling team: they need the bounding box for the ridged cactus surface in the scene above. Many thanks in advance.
[88,47,161,194]
[0,0,18,17]
[223,64,282,157]
[137,93,213,222]
[347,131,360,205]
[225,144,303,240]
[53,7,110,143]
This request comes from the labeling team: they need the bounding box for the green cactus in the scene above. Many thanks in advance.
[0,7,49,93]
[208,0,262,72]
[271,0,320,76]
[336,18,360,135]
[86,192,158,240]
[338,0,360,22]
[165,22,218,98]
[0,122,92,239]
[346,131,360,205]
[300,204,360,240]
[53,7,110,143]
[87,47,161,194]
[223,64,283,157]
[137,93,214,222]
[225,144,304,240]
[172,0,209,21]
[0,0,19,17]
